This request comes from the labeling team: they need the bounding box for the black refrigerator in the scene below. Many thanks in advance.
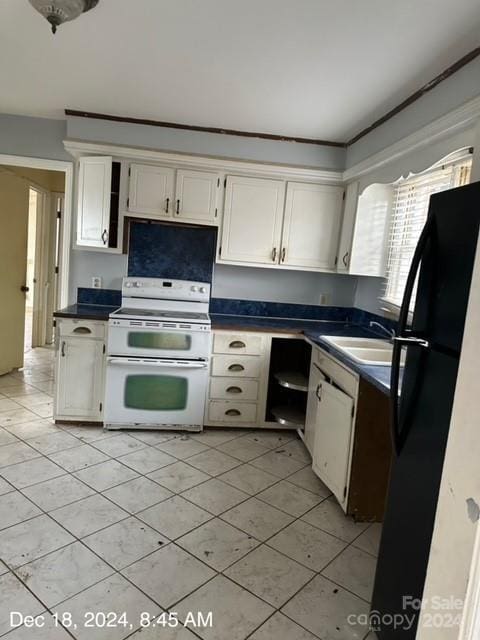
[371,181,480,638]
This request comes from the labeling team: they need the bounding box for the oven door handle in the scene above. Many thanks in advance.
[107,357,208,369]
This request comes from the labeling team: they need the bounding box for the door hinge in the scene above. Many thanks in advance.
[343,486,347,499]
[99,402,103,412]
[127,197,129,208]
[343,191,346,201]
[55,266,59,274]
[57,209,61,219]
[219,246,222,257]
[224,178,227,188]
[214,208,218,218]
[103,344,106,354]
[334,256,338,266]
[351,405,355,419]
[128,167,131,177]
[217,178,220,187]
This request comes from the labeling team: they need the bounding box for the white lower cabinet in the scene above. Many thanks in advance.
[54,319,106,422]
[205,330,269,427]
[307,346,359,511]
[312,379,355,506]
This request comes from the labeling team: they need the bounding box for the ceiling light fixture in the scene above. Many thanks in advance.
[28,0,99,34]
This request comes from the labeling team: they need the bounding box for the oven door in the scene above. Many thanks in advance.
[108,323,211,360]
[105,357,208,430]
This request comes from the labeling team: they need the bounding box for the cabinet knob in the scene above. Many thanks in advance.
[73,326,92,334]
[101,229,108,245]
[281,247,286,262]
[226,386,242,394]
[272,247,277,262]
[176,199,180,214]
[225,409,241,416]
[165,198,170,213]
[61,341,66,357]
[342,251,349,267]
[228,364,245,372]
[229,340,246,349]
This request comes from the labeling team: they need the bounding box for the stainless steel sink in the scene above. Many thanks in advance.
[320,335,405,366]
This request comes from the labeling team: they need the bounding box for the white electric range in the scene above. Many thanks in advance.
[105,277,211,431]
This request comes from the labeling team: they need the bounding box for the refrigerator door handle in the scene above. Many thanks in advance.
[390,216,434,456]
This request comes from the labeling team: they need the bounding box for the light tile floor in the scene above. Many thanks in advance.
[0,347,381,640]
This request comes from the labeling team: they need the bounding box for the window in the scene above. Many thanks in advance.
[383,154,472,310]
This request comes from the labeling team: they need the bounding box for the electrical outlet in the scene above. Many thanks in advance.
[319,293,329,305]
[91,276,102,289]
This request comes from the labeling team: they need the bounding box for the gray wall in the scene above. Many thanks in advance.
[346,56,480,168]
[66,116,345,170]
[0,114,70,161]
[354,276,385,314]
[69,248,358,307]
[212,264,356,306]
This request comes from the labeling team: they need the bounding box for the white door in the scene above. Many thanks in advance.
[281,182,343,270]
[337,181,359,273]
[220,176,285,265]
[76,156,112,248]
[312,380,354,506]
[55,337,104,420]
[174,169,219,224]
[128,163,174,217]
[304,362,326,455]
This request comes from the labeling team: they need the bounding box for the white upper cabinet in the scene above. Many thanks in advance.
[220,176,285,264]
[281,182,343,270]
[337,181,359,273]
[337,181,392,277]
[174,169,220,224]
[76,156,112,248]
[127,163,174,217]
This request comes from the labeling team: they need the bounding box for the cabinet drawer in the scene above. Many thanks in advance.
[58,319,106,340]
[208,401,257,424]
[211,355,261,378]
[312,347,358,398]
[213,332,263,356]
[209,377,259,401]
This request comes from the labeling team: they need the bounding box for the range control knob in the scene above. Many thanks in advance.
[191,286,198,292]
[199,287,207,294]
[125,282,132,288]
[134,282,142,288]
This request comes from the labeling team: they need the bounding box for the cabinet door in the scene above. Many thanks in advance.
[337,181,359,273]
[312,380,354,507]
[175,169,219,224]
[55,337,104,420]
[128,163,174,217]
[76,156,112,248]
[281,182,343,270]
[220,176,285,265]
[349,183,393,277]
[304,361,326,455]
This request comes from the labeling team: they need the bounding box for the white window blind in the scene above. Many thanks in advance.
[383,157,472,310]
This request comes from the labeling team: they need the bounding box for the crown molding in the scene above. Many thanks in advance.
[343,95,480,182]
[63,139,343,184]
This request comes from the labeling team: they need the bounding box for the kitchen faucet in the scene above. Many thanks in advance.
[369,320,396,339]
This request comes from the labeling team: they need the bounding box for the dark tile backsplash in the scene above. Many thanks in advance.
[127,220,217,283]
[77,287,121,306]
[76,288,397,333]
[210,298,352,322]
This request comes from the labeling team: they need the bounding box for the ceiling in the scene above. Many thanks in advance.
[1,0,479,141]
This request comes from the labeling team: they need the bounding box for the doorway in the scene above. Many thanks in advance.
[0,164,66,374]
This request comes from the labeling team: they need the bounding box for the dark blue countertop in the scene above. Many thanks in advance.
[53,303,118,321]
[53,306,398,395]
[211,314,397,395]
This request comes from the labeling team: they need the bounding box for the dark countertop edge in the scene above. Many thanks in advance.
[53,304,119,321]
[53,306,393,395]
